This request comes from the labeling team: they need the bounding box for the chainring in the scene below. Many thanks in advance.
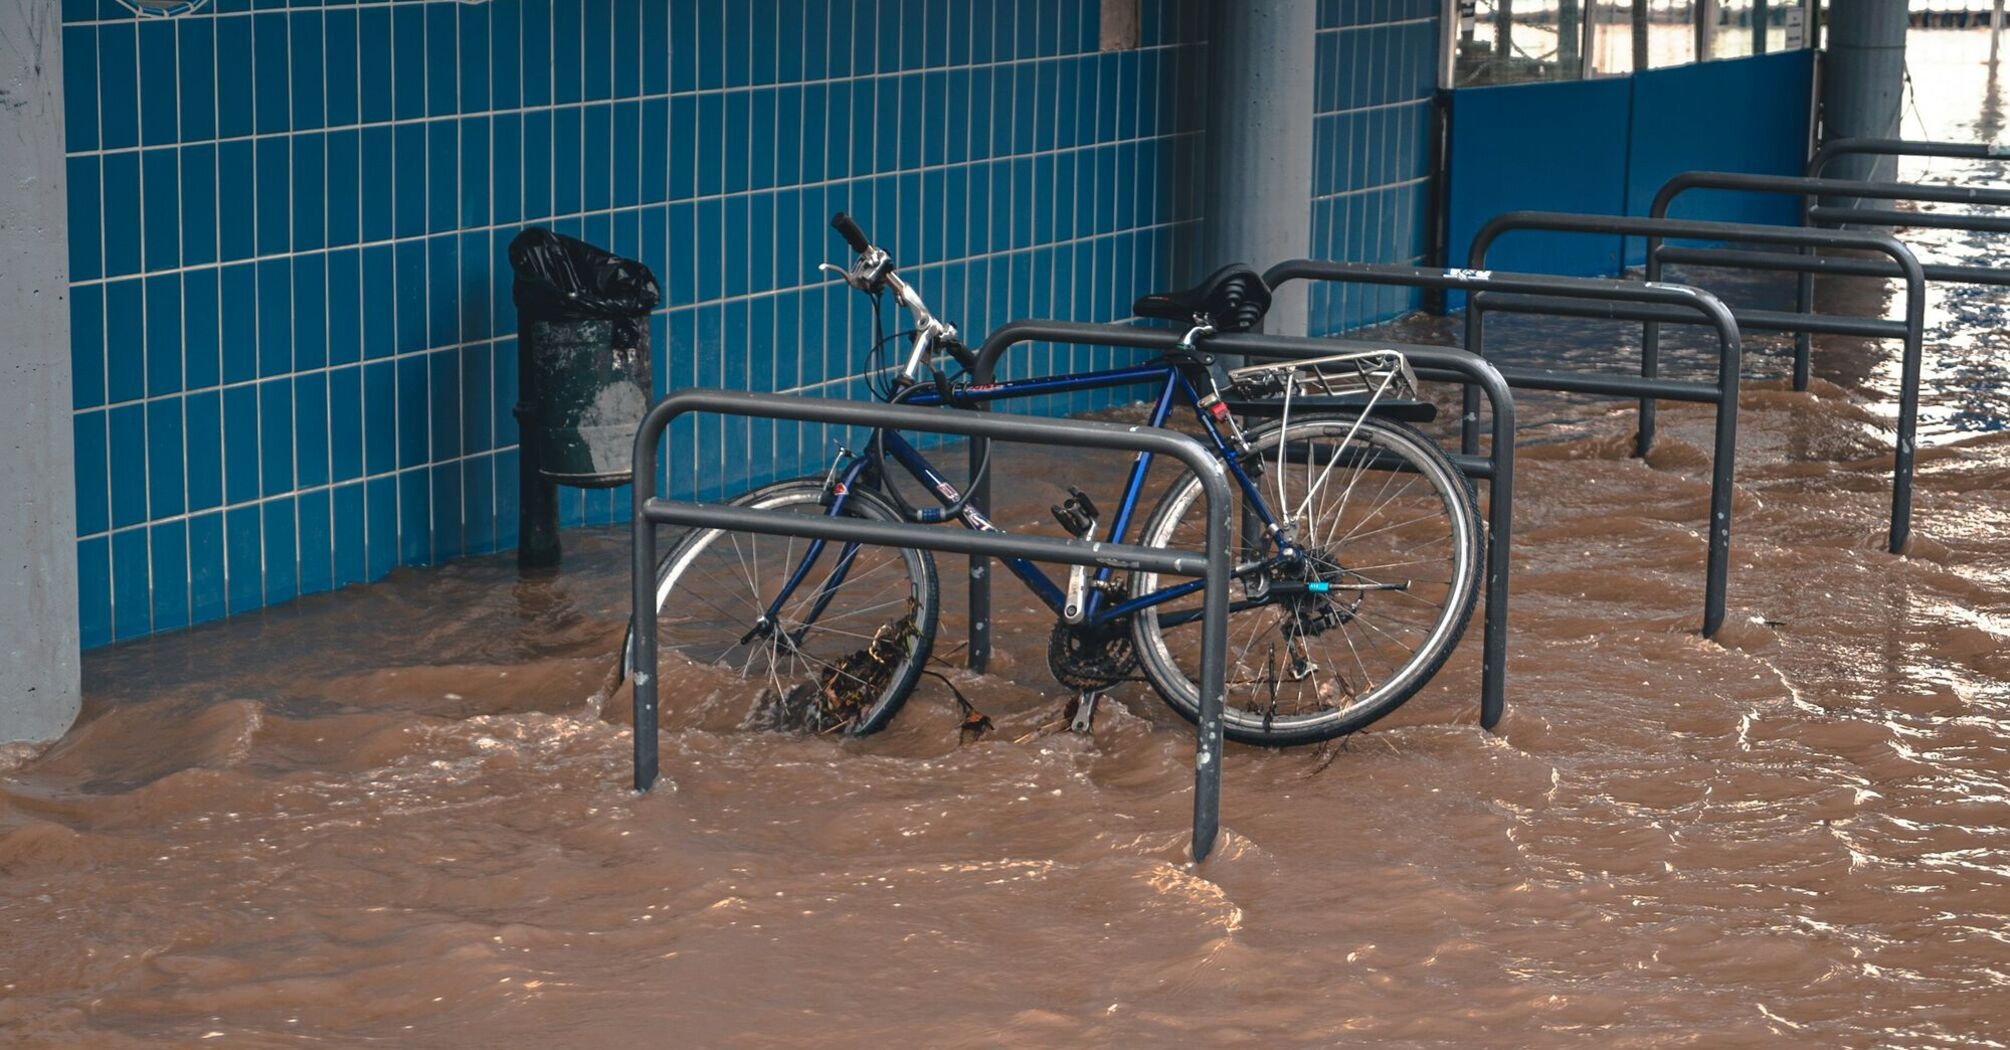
[1047,612,1141,692]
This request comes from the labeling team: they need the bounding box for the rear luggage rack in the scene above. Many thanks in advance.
[1227,348,1419,405]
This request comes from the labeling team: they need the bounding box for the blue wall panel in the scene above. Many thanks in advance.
[1446,76,1634,277]
[1625,49,1816,257]
[1448,51,1816,274]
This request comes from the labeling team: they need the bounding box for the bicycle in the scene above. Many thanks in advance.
[625,214,1484,746]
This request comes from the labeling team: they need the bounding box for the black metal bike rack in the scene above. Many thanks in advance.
[1259,260,1744,639]
[1808,136,2010,180]
[629,388,1236,861]
[1468,211,1926,555]
[1649,168,2010,385]
[1802,139,2010,242]
[964,324,1520,729]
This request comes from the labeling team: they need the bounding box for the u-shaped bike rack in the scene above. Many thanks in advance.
[630,388,1236,861]
[1258,260,1745,638]
[1468,211,1927,555]
[963,324,1521,729]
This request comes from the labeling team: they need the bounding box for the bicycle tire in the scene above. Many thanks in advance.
[1130,413,1484,746]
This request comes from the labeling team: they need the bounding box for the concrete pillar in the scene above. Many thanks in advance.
[0,1,82,745]
[1202,0,1316,336]
[1822,0,1909,183]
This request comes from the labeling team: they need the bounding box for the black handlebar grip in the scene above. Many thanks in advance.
[830,212,871,253]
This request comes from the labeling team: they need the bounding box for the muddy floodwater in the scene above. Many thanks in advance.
[8,33,2010,1050]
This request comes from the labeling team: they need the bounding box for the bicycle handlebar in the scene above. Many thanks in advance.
[830,212,872,254]
[824,211,974,379]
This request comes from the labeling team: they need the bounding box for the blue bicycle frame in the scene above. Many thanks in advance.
[758,356,1309,636]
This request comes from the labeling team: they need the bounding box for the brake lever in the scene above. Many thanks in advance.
[818,261,866,291]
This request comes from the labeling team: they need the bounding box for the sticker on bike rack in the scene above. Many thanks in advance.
[1444,268,1493,281]
[1990,143,2010,157]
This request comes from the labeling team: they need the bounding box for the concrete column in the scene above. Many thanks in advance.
[1822,0,1909,184]
[0,2,81,745]
[1202,0,1316,336]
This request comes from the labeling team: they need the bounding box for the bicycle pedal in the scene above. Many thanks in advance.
[1050,501,1094,538]
[1066,486,1101,524]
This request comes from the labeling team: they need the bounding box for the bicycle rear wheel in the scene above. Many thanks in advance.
[622,478,939,736]
[1131,413,1483,746]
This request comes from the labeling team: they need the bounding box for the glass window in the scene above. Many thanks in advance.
[1453,1,1812,88]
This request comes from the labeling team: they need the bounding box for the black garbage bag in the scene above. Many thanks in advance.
[508,228,658,489]
[508,227,661,320]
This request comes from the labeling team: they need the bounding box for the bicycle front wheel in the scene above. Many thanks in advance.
[1131,413,1483,746]
[622,478,939,736]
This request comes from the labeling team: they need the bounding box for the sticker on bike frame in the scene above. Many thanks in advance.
[1444,268,1492,281]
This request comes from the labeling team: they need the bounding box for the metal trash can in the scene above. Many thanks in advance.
[517,314,651,487]
[508,227,661,566]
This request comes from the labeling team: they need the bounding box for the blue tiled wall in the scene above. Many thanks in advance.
[61,0,1211,647]
[62,0,1444,647]
[1307,0,1441,335]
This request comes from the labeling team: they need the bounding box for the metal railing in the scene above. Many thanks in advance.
[630,388,1236,861]
[1468,211,1926,555]
[1260,260,1744,639]
[965,324,1521,729]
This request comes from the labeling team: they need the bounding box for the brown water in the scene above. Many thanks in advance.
[8,31,2010,1049]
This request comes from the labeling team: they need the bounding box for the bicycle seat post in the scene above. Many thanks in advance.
[1177,317,1217,349]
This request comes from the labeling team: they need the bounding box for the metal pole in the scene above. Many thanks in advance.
[515,355,563,569]
[1754,0,1769,53]
[630,414,660,793]
[1697,0,1718,60]
[1994,0,2005,66]
[1560,0,1583,76]
[1633,0,1649,72]
[1640,236,1664,457]
[1191,473,1231,863]
[1499,0,1517,59]
[1584,0,1601,75]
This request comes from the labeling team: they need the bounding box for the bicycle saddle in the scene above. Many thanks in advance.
[1132,264,1272,332]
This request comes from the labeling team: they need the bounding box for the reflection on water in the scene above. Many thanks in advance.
[4,28,2010,1050]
